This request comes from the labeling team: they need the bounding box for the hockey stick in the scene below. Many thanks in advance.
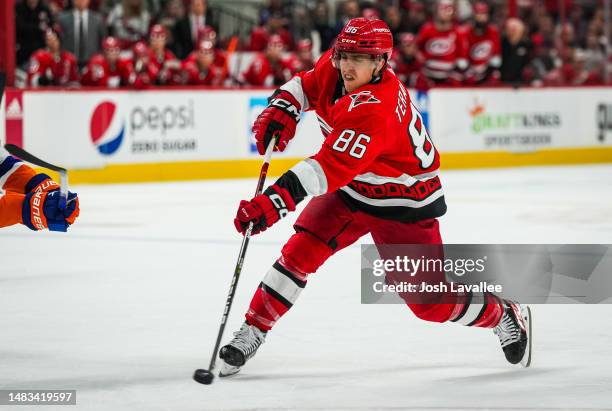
[193,135,278,386]
[4,144,69,210]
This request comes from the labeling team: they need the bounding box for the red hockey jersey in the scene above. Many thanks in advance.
[241,53,294,87]
[80,55,135,88]
[417,22,468,82]
[463,24,501,84]
[27,49,79,87]
[278,49,446,222]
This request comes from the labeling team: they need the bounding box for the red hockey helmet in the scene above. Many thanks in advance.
[296,38,313,52]
[149,24,167,39]
[334,17,393,60]
[473,2,489,15]
[102,36,120,52]
[197,25,217,43]
[267,34,285,50]
[197,39,215,53]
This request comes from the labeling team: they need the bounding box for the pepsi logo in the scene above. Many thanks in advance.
[90,101,125,155]
[426,38,455,55]
[471,41,493,60]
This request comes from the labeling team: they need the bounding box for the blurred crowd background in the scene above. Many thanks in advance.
[11,0,612,89]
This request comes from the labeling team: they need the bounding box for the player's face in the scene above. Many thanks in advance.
[338,52,381,93]
[46,32,60,52]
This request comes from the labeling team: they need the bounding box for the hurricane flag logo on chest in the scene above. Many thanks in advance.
[90,101,125,155]
[348,90,381,112]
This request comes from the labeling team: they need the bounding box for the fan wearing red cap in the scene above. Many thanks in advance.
[463,2,501,85]
[389,32,432,90]
[240,34,294,86]
[148,24,181,85]
[81,36,134,87]
[130,41,160,89]
[181,39,224,86]
[416,0,468,85]
[27,27,79,87]
[285,38,316,75]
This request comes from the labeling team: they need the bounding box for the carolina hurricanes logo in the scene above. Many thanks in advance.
[426,37,455,55]
[348,90,381,112]
[471,41,493,60]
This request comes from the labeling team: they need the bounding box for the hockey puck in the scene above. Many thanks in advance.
[193,369,215,385]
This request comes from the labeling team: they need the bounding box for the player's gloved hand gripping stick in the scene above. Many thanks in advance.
[4,144,76,232]
[193,135,278,385]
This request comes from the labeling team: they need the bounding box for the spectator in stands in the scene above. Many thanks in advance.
[334,0,361,36]
[404,1,427,34]
[182,39,225,86]
[16,0,54,67]
[390,32,430,90]
[544,46,602,86]
[417,0,467,86]
[290,5,315,50]
[148,24,181,85]
[130,41,159,89]
[463,2,501,86]
[500,18,532,85]
[525,36,556,86]
[241,34,293,86]
[249,12,293,52]
[58,0,106,69]
[27,27,79,87]
[107,0,152,49]
[287,38,315,74]
[81,36,135,87]
[172,0,216,59]
[102,0,161,20]
[582,32,606,74]
[259,0,291,25]
[154,0,185,43]
[312,1,335,53]
[384,6,408,45]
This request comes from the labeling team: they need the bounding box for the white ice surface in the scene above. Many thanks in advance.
[1,164,612,410]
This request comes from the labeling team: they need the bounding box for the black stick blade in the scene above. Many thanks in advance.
[4,144,67,172]
[193,369,215,385]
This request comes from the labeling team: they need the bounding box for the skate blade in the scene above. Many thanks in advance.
[218,361,242,378]
[520,306,532,368]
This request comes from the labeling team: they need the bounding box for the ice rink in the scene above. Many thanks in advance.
[1,164,612,410]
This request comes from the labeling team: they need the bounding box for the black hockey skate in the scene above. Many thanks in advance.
[494,301,532,367]
[219,322,267,377]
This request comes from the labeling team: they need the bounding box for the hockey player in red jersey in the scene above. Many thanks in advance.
[390,32,432,90]
[148,24,182,85]
[27,28,79,88]
[0,147,79,231]
[416,0,468,85]
[219,17,531,376]
[81,37,134,88]
[182,39,225,86]
[463,2,501,86]
[240,34,294,86]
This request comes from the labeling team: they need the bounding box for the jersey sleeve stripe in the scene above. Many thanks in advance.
[280,76,309,111]
[290,158,328,196]
[0,157,24,190]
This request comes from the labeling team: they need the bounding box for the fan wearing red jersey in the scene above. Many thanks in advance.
[27,28,79,88]
[390,32,432,90]
[0,147,79,231]
[148,24,182,85]
[219,18,531,376]
[182,39,225,86]
[463,2,501,85]
[240,35,294,86]
[81,37,135,88]
[416,0,468,85]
